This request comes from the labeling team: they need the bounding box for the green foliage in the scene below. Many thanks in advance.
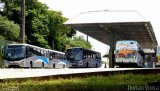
[66,28,76,37]
[63,36,92,50]
[0,15,20,41]
[157,55,160,62]
[0,0,90,52]
[0,38,16,68]
[71,36,92,49]
[47,10,70,51]
[0,0,76,51]
[0,15,19,67]
[1,73,160,91]
[0,37,4,67]
[0,0,90,66]
[25,0,50,48]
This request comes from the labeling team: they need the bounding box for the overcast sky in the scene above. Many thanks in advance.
[39,0,160,55]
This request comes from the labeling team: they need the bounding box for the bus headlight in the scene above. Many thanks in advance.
[19,61,24,67]
[5,60,9,67]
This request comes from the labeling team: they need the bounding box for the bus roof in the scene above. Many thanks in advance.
[67,47,100,54]
[7,43,65,55]
[48,49,65,55]
[7,43,48,51]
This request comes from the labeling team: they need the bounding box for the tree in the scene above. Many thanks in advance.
[47,10,74,51]
[0,0,91,52]
[0,15,20,41]
[0,0,73,50]
[0,15,19,68]
[63,36,92,50]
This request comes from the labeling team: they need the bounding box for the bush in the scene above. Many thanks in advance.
[0,39,16,68]
[1,73,160,91]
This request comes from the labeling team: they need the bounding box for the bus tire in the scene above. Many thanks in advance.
[63,64,65,68]
[30,61,33,68]
[86,62,89,68]
[53,63,55,68]
[42,62,44,68]
[96,63,98,68]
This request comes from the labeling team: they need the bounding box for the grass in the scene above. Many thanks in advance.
[1,73,160,91]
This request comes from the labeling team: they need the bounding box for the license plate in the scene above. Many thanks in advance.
[9,61,16,63]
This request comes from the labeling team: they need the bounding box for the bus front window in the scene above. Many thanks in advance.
[66,48,83,61]
[5,46,25,61]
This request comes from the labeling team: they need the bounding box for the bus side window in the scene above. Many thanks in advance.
[29,52,33,57]
[55,54,58,59]
[51,53,55,59]
[45,51,48,57]
[26,52,33,58]
[56,54,59,59]
[53,54,55,58]
[26,48,31,58]
[88,55,90,58]
[63,55,66,59]
[61,55,63,59]
[93,54,96,58]
[50,56,53,60]
[83,52,86,58]
[59,54,61,59]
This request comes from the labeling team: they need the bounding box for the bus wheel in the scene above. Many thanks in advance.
[63,64,65,68]
[42,62,44,68]
[96,63,98,68]
[86,62,89,68]
[30,61,33,68]
[53,63,55,68]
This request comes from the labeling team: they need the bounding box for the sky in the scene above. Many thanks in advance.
[39,0,160,56]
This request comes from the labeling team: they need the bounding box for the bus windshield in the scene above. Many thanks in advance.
[4,45,25,61]
[66,48,83,61]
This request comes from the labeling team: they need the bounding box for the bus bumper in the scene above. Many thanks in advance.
[5,61,24,68]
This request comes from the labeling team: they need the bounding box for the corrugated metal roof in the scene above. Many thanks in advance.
[65,10,148,24]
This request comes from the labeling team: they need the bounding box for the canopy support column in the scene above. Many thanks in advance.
[109,29,115,68]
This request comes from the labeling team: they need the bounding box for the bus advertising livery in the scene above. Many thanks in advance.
[115,40,144,67]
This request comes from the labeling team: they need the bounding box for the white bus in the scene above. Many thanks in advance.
[65,47,101,68]
[2,44,68,68]
[48,49,69,68]
[115,40,144,67]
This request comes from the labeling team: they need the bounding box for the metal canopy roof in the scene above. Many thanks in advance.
[65,10,158,49]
